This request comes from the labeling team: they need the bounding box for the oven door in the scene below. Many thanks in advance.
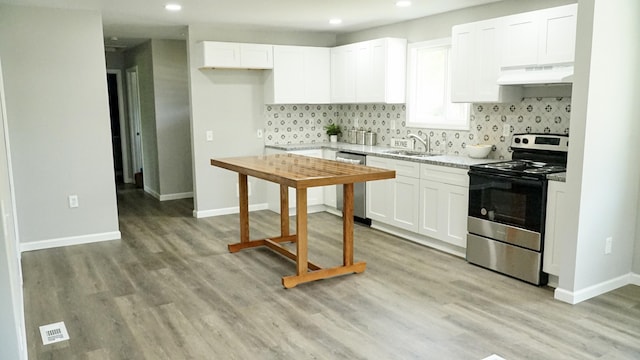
[468,171,546,234]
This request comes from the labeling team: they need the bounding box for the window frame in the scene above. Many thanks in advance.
[406,38,470,130]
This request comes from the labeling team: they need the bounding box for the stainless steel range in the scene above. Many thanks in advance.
[466,133,569,285]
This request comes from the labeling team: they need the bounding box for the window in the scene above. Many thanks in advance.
[406,38,469,130]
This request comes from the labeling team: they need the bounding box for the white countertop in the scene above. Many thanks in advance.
[266,142,503,169]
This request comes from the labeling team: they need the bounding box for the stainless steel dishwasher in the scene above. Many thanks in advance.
[335,151,370,225]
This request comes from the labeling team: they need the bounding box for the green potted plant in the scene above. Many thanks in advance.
[324,123,341,143]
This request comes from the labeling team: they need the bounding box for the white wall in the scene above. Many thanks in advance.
[557,0,640,303]
[151,40,193,199]
[186,25,335,216]
[0,5,120,248]
[336,0,575,44]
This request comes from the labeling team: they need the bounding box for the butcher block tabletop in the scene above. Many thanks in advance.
[210,153,396,188]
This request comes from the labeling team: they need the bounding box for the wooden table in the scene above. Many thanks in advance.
[210,153,395,288]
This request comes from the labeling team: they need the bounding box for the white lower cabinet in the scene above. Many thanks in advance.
[323,149,337,208]
[418,164,469,248]
[366,156,420,232]
[367,157,469,253]
[543,180,567,276]
[366,156,393,223]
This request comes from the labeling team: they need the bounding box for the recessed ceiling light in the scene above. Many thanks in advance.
[396,1,412,7]
[329,18,343,25]
[165,3,182,11]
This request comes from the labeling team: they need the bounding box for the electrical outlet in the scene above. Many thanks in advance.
[605,237,612,254]
[354,118,359,128]
[256,129,263,138]
[502,124,511,137]
[68,195,79,208]
[206,130,213,142]
[390,120,396,130]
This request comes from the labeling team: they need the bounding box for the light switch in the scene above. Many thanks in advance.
[390,120,396,130]
[206,130,213,141]
[68,195,79,208]
[257,129,263,138]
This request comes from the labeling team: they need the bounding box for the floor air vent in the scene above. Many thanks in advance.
[39,321,70,345]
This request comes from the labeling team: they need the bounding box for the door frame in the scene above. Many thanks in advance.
[0,56,28,359]
[126,66,144,181]
[106,69,132,183]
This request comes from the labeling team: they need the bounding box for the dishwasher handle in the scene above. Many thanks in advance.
[336,156,363,165]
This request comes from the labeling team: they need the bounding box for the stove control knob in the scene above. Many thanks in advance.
[514,138,521,144]
[523,138,529,144]
[481,208,488,216]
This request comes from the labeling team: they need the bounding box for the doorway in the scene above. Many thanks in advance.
[126,66,144,188]
[106,69,131,184]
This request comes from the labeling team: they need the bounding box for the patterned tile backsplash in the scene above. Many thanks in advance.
[264,97,571,160]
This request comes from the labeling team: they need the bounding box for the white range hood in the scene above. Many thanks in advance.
[497,65,574,85]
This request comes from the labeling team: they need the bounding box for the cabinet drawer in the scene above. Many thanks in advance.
[420,164,468,186]
[390,159,420,178]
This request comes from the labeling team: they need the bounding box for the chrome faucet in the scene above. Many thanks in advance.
[408,133,430,153]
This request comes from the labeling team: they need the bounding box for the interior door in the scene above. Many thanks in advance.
[126,67,143,177]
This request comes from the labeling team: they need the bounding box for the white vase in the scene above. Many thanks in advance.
[330,135,338,143]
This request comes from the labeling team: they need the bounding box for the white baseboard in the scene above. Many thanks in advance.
[630,272,640,286]
[159,192,193,201]
[193,203,269,218]
[554,273,632,304]
[20,231,121,252]
[144,186,160,200]
[370,221,466,258]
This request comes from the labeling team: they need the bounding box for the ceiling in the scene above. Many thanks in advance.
[2,0,503,48]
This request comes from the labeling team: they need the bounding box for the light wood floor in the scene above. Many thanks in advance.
[22,187,640,359]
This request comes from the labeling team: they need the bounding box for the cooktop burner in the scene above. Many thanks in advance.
[473,160,566,175]
[478,160,566,175]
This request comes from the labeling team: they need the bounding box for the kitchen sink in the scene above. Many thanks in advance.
[382,149,441,158]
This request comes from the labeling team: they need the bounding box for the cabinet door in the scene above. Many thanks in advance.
[538,4,577,65]
[442,183,469,248]
[419,179,441,238]
[304,47,331,104]
[201,42,240,68]
[391,175,420,232]
[543,181,567,276]
[322,149,337,208]
[356,39,387,103]
[366,156,391,222]
[269,46,305,103]
[501,13,539,68]
[475,21,505,101]
[451,23,475,102]
[240,44,273,69]
[330,46,356,103]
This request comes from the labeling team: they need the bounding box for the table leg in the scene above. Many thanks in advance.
[239,174,249,244]
[343,183,354,266]
[296,188,308,276]
[280,184,289,237]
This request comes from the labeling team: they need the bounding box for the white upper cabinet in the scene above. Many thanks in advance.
[199,41,273,69]
[451,19,522,103]
[538,4,578,65]
[264,45,331,104]
[331,45,358,103]
[331,38,407,104]
[501,4,577,68]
